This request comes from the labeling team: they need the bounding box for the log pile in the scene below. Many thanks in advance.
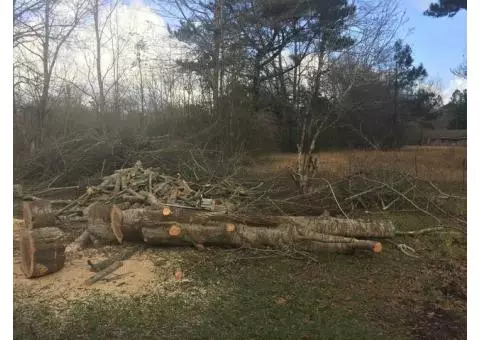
[67,202,395,254]
[19,161,412,280]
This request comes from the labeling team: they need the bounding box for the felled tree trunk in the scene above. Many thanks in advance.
[112,206,396,241]
[67,203,122,252]
[141,223,382,253]
[68,204,388,254]
[86,202,121,243]
[20,227,66,278]
[23,200,56,229]
[286,216,396,238]
[114,206,383,253]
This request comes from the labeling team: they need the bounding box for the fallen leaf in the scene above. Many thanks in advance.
[174,270,183,281]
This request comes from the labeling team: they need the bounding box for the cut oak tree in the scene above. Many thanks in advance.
[20,227,66,278]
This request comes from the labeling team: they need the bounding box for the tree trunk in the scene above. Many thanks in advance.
[93,0,105,130]
[141,223,382,253]
[112,206,396,239]
[107,206,387,253]
[212,0,222,119]
[20,227,66,278]
[86,202,121,243]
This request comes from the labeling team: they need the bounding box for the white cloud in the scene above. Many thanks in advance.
[14,1,199,106]
[442,76,467,103]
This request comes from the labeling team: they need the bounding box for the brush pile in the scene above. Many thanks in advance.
[19,161,413,279]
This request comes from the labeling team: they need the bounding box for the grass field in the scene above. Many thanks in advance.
[13,146,467,340]
[253,146,467,184]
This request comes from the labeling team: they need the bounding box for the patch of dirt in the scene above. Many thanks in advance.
[14,248,158,300]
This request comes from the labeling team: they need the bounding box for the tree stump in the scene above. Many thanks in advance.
[23,200,56,229]
[20,227,66,278]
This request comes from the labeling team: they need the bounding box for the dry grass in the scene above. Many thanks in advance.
[253,146,467,184]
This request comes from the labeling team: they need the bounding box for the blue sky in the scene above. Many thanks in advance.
[401,0,466,100]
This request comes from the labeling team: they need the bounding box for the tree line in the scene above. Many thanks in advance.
[13,0,467,163]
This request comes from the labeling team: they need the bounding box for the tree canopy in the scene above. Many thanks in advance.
[424,0,466,18]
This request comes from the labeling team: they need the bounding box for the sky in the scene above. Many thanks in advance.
[401,0,467,102]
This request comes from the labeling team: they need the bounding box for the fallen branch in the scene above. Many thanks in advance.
[85,261,123,285]
[87,245,143,272]
[395,227,447,236]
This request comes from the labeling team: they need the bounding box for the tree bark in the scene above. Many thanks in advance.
[20,227,66,278]
[141,223,382,253]
[23,199,56,229]
[86,202,121,243]
[93,0,105,130]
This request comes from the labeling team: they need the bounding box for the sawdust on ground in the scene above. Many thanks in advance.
[14,219,158,301]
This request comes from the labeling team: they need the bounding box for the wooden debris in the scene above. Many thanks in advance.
[85,261,123,285]
[87,245,142,272]
[38,160,452,258]
[20,227,66,278]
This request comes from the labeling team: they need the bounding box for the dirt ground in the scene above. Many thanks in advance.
[13,219,200,304]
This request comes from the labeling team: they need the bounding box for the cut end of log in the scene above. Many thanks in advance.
[169,225,181,237]
[20,227,66,278]
[162,207,171,216]
[226,223,235,232]
[372,242,382,253]
[110,205,124,244]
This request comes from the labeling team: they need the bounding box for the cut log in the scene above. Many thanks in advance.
[66,205,391,254]
[141,223,383,253]
[114,207,396,239]
[86,203,121,244]
[20,227,66,278]
[23,200,56,229]
[110,208,279,241]
[287,216,396,238]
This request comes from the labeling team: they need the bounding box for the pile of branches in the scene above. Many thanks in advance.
[49,160,243,222]
[14,128,251,193]
[272,169,466,229]
[19,159,468,282]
